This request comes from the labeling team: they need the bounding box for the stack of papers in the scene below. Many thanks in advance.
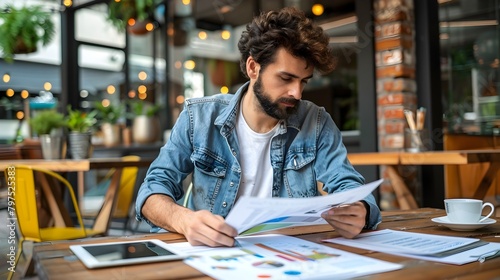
[171,234,402,280]
[225,179,383,235]
[324,229,500,265]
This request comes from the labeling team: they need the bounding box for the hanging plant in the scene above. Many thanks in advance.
[107,0,155,33]
[0,5,55,63]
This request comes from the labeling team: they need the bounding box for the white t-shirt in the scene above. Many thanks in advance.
[235,106,279,198]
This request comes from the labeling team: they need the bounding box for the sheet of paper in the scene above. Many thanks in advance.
[170,234,402,280]
[324,229,500,265]
[225,179,383,234]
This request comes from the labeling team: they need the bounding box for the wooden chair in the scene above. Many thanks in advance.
[83,155,141,232]
[5,165,106,280]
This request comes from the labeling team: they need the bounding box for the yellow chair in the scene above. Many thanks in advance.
[6,165,106,280]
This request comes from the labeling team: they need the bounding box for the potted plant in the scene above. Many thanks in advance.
[106,0,155,33]
[29,109,67,159]
[66,106,97,159]
[0,4,55,63]
[128,100,160,144]
[94,102,125,146]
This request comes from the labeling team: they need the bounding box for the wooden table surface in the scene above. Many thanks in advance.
[30,208,500,279]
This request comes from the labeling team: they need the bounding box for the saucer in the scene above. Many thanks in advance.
[431,216,497,231]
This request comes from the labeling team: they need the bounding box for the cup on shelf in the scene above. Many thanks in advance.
[444,198,495,223]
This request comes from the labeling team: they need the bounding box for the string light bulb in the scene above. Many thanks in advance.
[312,4,324,16]
[3,73,10,83]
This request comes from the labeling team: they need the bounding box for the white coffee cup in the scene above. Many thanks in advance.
[444,199,495,224]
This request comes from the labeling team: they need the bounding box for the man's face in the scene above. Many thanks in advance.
[252,48,314,120]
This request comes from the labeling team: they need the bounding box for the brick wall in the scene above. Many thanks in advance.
[374,0,420,209]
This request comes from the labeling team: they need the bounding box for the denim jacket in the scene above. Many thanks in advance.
[136,82,381,230]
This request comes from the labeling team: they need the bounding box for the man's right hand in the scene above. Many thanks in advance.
[179,210,238,247]
[141,194,238,247]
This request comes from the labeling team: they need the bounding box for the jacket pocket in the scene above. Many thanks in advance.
[283,150,317,197]
[191,148,227,178]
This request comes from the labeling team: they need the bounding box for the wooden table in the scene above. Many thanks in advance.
[347,150,500,209]
[28,208,500,279]
[0,158,154,232]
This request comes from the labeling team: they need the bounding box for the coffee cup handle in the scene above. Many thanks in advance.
[478,202,495,223]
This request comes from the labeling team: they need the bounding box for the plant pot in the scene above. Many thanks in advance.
[39,134,66,160]
[69,132,93,159]
[101,123,121,147]
[132,115,160,144]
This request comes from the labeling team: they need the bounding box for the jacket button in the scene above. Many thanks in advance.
[222,202,227,207]
[229,182,234,187]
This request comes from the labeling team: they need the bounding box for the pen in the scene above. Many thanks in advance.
[471,249,500,263]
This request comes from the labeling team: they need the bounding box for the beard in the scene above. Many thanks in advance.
[253,76,299,120]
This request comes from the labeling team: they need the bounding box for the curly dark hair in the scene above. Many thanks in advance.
[238,7,336,79]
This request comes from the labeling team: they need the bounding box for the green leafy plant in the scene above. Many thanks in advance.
[128,100,160,118]
[107,0,155,31]
[29,110,66,135]
[94,102,125,125]
[66,106,97,133]
[0,5,55,62]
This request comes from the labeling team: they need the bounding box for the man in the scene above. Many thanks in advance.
[136,7,381,247]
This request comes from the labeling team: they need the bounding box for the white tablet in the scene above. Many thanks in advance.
[70,239,187,269]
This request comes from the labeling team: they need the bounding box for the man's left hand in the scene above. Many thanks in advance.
[320,201,367,238]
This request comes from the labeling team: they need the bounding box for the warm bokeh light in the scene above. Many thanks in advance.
[138,92,147,100]
[220,86,229,93]
[221,30,231,40]
[176,95,185,104]
[44,82,52,91]
[198,31,207,40]
[138,71,147,80]
[138,85,147,94]
[16,111,24,120]
[184,60,195,70]
[2,73,10,83]
[175,60,182,69]
[101,99,110,107]
[21,90,29,99]
[107,85,116,94]
[182,0,190,5]
[146,22,154,31]
[63,0,72,7]
[128,18,136,26]
[128,90,136,98]
[6,89,14,97]
[312,4,324,16]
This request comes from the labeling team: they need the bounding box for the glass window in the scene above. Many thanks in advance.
[439,0,500,134]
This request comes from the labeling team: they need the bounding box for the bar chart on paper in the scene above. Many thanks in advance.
[171,234,402,280]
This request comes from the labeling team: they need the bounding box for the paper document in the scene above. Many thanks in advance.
[170,234,402,280]
[324,229,500,265]
[225,179,383,235]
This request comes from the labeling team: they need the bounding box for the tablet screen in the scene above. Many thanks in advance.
[82,241,176,262]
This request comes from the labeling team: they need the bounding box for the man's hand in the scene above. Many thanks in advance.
[320,201,367,238]
[141,194,238,247]
[179,210,238,247]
